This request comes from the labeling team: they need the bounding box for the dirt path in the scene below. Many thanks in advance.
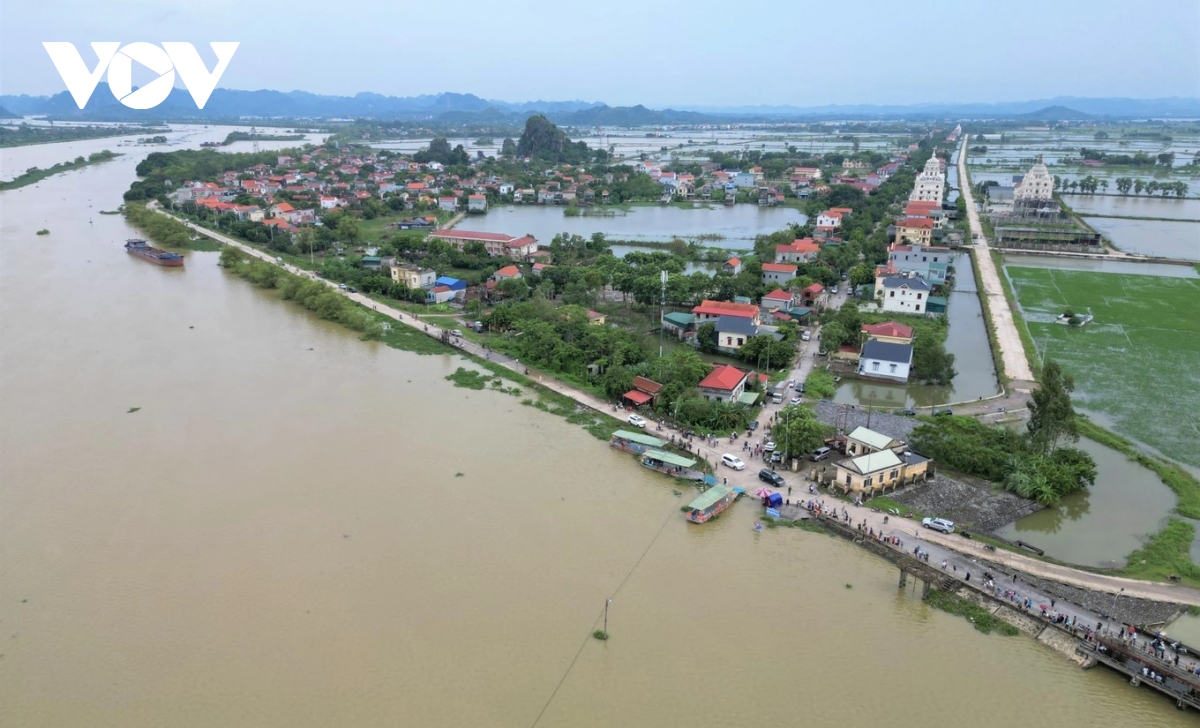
[957,139,1037,384]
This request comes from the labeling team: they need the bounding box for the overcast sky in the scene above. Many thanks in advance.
[4,0,1198,106]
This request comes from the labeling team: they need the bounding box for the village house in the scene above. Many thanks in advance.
[587,310,606,325]
[845,426,906,457]
[857,340,913,383]
[875,274,931,314]
[800,282,826,308]
[691,300,761,326]
[467,194,488,213]
[661,312,696,340]
[438,196,458,212]
[893,217,936,246]
[833,447,929,496]
[816,207,853,228]
[492,265,522,282]
[715,315,758,352]
[761,262,798,286]
[621,376,664,408]
[697,364,749,403]
[760,289,796,311]
[392,264,437,290]
[887,242,950,284]
[860,321,914,346]
[775,238,820,264]
[723,257,743,274]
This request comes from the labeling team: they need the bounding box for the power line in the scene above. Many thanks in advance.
[529,500,679,728]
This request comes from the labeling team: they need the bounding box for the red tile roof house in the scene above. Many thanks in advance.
[724,257,742,274]
[775,238,820,263]
[801,283,825,306]
[691,300,761,326]
[761,289,796,310]
[861,321,915,345]
[698,364,750,403]
[492,265,522,281]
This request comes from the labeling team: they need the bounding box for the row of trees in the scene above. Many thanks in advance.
[909,361,1095,506]
[1113,178,1189,197]
[1078,148,1176,167]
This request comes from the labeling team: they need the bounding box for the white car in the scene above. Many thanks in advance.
[721,454,746,470]
[451,329,464,337]
[790,396,802,405]
[627,414,647,429]
[922,517,955,534]
[763,441,776,452]
[801,331,811,341]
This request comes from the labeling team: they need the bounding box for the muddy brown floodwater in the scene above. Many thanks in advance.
[0,129,1193,727]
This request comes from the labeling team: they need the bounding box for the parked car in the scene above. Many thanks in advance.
[771,393,784,404]
[841,271,848,281]
[786,379,795,388]
[800,331,811,341]
[935,408,954,416]
[347,286,357,293]
[763,441,776,452]
[627,414,647,429]
[922,517,955,534]
[758,469,785,487]
[338,284,347,290]
[721,454,746,471]
[790,396,802,405]
[810,446,832,462]
[473,321,484,333]
[748,420,760,431]
[769,451,783,464]
[899,408,917,416]
[451,329,464,337]
[831,284,839,294]
[795,383,805,393]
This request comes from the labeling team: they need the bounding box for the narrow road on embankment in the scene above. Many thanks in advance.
[151,203,1200,607]
[957,137,1036,387]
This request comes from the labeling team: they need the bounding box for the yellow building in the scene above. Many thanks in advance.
[832,427,931,496]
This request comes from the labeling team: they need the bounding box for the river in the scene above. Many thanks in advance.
[0,128,1191,727]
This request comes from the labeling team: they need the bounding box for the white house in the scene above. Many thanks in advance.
[816,209,850,228]
[438,197,458,212]
[468,194,488,212]
[857,340,913,383]
[697,364,749,403]
[319,196,340,209]
[761,263,798,285]
[875,274,931,314]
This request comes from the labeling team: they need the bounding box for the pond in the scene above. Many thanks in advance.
[832,253,999,409]
[1062,194,1200,221]
[1082,216,1200,260]
[995,438,1177,568]
[456,203,807,250]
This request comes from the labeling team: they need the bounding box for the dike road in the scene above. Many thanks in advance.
[153,203,1200,608]
[957,136,1037,386]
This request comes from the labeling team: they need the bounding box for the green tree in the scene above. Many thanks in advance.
[911,338,957,385]
[696,322,718,353]
[818,322,848,354]
[1026,359,1078,455]
[773,405,830,459]
[336,216,360,246]
[848,264,875,287]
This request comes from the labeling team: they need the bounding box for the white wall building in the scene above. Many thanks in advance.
[909,155,945,202]
[1014,155,1055,202]
[875,274,931,314]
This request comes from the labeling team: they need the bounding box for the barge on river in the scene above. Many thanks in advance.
[685,486,736,524]
[125,239,183,267]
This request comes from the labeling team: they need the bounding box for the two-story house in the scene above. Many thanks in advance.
[774,238,820,264]
[761,263,798,286]
[697,364,749,403]
[875,274,931,314]
[887,243,950,285]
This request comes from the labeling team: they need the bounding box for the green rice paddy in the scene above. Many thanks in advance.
[1005,266,1200,467]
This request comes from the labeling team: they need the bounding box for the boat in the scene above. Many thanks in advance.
[125,239,183,267]
[684,485,736,524]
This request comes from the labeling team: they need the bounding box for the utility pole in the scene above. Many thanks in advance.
[604,598,612,637]
[659,270,667,358]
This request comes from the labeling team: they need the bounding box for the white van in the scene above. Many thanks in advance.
[771,393,784,404]
[810,446,832,462]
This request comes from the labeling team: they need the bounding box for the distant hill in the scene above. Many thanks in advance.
[1020,105,1093,121]
[0,105,18,119]
[550,104,710,126]
[1,86,1197,122]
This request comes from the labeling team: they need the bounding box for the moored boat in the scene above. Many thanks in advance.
[125,239,183,267]
[685,485,736,524]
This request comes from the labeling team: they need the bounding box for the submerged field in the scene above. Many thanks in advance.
[1006,266,1200,467]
